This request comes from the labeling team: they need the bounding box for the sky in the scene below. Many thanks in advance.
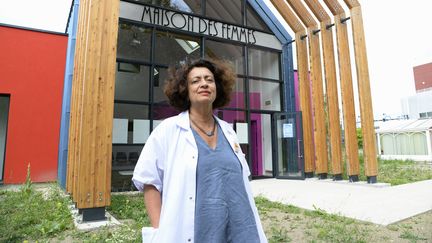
[1,0,431,119]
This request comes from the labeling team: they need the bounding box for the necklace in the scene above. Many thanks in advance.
[190,116,216,137]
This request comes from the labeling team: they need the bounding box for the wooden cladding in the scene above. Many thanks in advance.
[349,6,378,177]
[334,12,360,176]
[287,0,329,175]
[271,0,377,179]
[67,0,120,209]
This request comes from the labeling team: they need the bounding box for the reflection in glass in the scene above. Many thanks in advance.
[205,39,244,74]
[117,23,151,61]
[275,113,302,177]
[133,0,201,14]
[249,79,281,111]
[216,110,245,125]
[246,3,271,32]
[0,96,9,181]
[216,110,251,174]
[226,78,245,109]
[115,63,150,102]
[206,0,243,25]
[112,103,150,191]
[114,103,149,124]
[155,30,200,65]
[153,67,169,104]
[248,48,280,80]
[250,113,273,176]
[153,104,180,121]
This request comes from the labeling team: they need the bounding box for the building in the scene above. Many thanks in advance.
[86,0,301,191]
[414,62,432,92]
[377,62,432,161]
[401,62,432,119]
[375,119,432,161]
[2,0,379,220]
[0,24,68,183]
[1,1,304,187]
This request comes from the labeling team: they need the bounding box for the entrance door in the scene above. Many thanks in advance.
[0,95,10,182]
[272,112,304,179]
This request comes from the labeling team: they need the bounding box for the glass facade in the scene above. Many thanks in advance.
[113,0,284,190]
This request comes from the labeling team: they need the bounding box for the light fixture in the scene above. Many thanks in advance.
[131,32,141,46]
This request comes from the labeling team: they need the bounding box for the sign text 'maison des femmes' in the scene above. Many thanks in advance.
[119,2,282,50]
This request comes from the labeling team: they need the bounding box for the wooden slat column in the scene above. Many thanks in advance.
[343,0,378,182]
[323,0,360,180]
[271,0,315,176]
[67,0,89,197]
[304,0,343,179]
[287,0,329,178]
[66,0,120,216]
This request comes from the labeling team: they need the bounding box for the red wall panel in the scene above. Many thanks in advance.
[413,62,432,92]
[0,25,67,183]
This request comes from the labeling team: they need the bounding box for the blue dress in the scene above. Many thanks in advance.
[192,123,260,243]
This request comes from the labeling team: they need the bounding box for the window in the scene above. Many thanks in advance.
[419,111,432,118]
[117,23,152,62]
[115,63,150,102]
[205,0,243,25]
[205,39,244,75]
[0,95,10,181]
[246,3,271,32]
[248,47,280,80]
[112,103,150,191]
[115,0,284,189]
[227,78,245,109]
[153,67,169,104]
[155,30,201,65]
[249,79,281,111]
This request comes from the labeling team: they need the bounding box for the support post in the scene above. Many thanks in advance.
[426,130,432,158]
[304,0,344,179]
[271,0,315,176]
[67,0,120,211]
[323,0,360,180]
[287,0,328,178]
[343,0,378,180]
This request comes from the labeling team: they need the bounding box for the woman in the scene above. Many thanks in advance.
[132,59,267,242]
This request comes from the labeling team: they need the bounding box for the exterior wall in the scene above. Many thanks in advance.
[401,62,432,119]
[377,130,432,162]
[401,90,432,119]
[413,62,432,93]
[0,25,67,183]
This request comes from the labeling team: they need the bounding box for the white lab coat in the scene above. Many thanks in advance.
[132,111,267,243]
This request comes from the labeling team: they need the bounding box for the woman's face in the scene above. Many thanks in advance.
[187,67,217,108]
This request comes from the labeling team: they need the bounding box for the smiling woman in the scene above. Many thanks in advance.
[132,59,268,242]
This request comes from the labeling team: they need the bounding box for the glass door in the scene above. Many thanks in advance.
[272,112,304,179]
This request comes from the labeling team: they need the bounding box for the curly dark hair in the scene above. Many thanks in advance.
[164,58,236,111]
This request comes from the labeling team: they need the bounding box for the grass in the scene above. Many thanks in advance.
[257,197,370,243]
[0,159,430,242]
[377,159,432,185]
[0,186,430,242]
[332,155,432,185]
[0,174,73,242]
